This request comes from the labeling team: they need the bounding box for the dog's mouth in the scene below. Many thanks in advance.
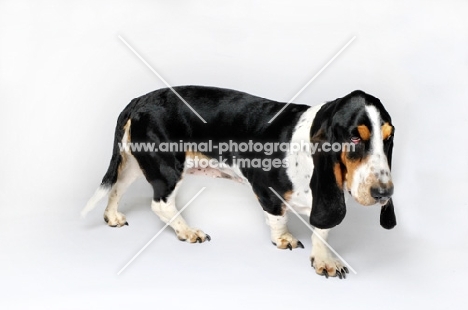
[348,190,382,207]
[378,198,390,205]
[348,184,392,206]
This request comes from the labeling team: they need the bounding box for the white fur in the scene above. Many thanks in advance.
[151,181,183,224]
[311,228,330,255]
[81,186,110,218]
[284,103,324,215]
[366,105,391,183]
[310,228,346,276]
[264,211,301,248]
[349,105,392,198]
[103,153,142,226]
[264,211,288,239]
[151,179,209,242]
[82,119,143,223]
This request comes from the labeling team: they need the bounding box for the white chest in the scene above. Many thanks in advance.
[285,103,324,215]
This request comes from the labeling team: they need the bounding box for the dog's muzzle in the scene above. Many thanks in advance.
[370,185,394,204]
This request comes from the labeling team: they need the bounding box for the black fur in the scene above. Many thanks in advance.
[381,125,396,229]
[101,100,138,187]
[380,199,396,229]
[309,90,396,229]
[309,141,346,228]
[117,86,308,214]
[102,86,395,228]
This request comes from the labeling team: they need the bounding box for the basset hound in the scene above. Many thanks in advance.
[83,86,396,279]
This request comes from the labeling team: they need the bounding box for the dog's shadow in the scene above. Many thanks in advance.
[287,198,409,271]
[81,177,409,272]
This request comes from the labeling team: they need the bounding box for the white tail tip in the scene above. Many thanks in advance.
[81,186,110,218]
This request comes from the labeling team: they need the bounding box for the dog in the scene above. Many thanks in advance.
[82,86,396,279]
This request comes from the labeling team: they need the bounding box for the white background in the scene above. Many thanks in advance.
[1,0,467,309]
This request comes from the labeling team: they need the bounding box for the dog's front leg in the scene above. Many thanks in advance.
[310,228,348,279]
[264,211,304,250]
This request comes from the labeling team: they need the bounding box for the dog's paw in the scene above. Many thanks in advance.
[311,255,349,279]
[176,227,211,243]
[104,212,128,227]
[272,232,304,250]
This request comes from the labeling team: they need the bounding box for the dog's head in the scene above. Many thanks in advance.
[309,90,396,229]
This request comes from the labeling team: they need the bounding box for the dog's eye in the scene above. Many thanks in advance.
[350,136,361,144]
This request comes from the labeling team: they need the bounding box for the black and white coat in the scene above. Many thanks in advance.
[83,86,396,279]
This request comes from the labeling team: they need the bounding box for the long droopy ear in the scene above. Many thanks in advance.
[380,198,396,229]
[380,133,396,229]
[309,136,346,229]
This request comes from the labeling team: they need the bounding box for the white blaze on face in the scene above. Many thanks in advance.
[349,105,392,205]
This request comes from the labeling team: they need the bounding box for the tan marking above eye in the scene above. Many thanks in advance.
[382,122,393,140]
[357,125,371,141]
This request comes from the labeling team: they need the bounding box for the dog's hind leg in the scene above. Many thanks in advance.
[149,174,210,243]
[104,119,143,227]
[104,153,142,227]
[129,110,210,243]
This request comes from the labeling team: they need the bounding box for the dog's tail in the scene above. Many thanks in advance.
[81,100,137,218]
[81,185,111,218]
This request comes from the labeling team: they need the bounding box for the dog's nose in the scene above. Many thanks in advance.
[370,185,394,201]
